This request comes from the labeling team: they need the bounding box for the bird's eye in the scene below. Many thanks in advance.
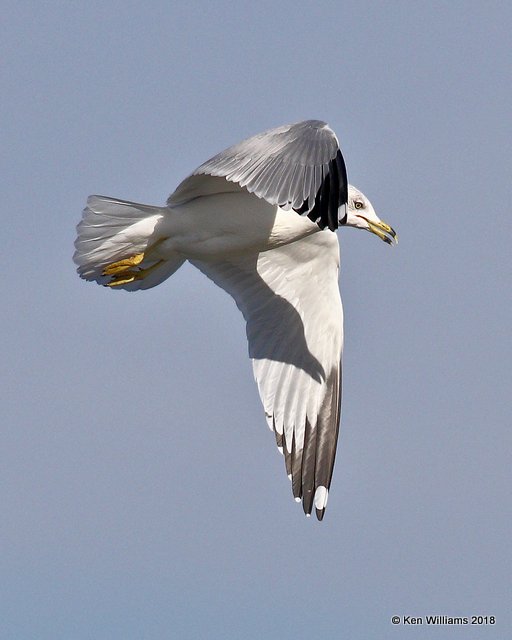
[354,200,364,210]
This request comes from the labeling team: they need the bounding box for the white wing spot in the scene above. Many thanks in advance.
[314,485,329,510]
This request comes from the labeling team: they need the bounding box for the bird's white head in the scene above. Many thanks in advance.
[343,185,398,245]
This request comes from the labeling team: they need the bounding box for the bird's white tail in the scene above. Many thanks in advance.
[73,196,184,291]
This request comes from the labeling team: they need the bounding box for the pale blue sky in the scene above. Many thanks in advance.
[2,2,511,638]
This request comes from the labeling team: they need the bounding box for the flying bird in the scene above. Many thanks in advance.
[73,120,397,520]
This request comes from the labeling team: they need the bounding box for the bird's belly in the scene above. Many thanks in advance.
[157,191,320,259]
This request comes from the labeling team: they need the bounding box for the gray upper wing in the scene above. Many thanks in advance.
[168,120,348,231]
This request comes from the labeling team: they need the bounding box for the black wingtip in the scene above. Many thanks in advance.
[303,149,348,231]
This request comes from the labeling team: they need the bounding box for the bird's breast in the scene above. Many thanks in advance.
[160,191,321,260]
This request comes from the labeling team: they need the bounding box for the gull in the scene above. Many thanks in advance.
[73,120,397,520]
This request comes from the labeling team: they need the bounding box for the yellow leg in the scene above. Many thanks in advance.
[105,274,139,287]
[105,259,164,287]
[103,253,145,276]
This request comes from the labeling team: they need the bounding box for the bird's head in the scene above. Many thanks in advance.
[343,185,398,245]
